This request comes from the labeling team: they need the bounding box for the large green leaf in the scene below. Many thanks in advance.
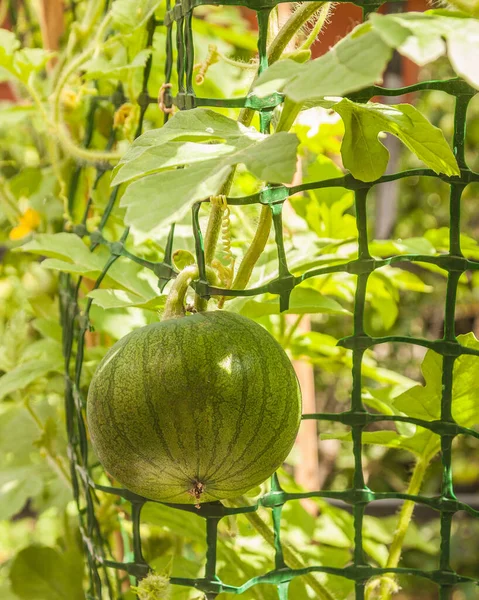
[253,24,394,102]
[0,403,42,460]
[333,99,459,181]
[19,233,156,297]
[254,12,479,108]
[116,109,299,234]
[370,11,479,88]
[142,502,206,546]
[10,546,84,600]
[87,288,166,310]
[395,333,479,428]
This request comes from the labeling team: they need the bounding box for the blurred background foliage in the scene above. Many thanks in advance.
[0,1,478,599]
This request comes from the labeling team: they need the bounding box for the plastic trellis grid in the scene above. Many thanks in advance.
[40,0,479,598]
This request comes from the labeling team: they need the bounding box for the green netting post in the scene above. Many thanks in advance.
[351,186,372,600]
[205,516,221,599]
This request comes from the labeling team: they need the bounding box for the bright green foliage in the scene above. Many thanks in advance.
[111,0,163,32]
[115,109,299,233]
[0,30,52,84]
[333,100,459,181]
[253,24,394,102]
[324,332,479,459]
[254,12,479,99]
[10,546,84,600]
[1,0,479,599]
[370,11,479,87]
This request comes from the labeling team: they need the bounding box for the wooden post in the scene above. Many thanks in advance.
[289,316,322,514]
[38,0,65,54]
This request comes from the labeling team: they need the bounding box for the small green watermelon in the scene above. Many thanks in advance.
[87,311,301,504]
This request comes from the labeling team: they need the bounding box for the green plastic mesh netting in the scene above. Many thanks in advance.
[53,1,479,599]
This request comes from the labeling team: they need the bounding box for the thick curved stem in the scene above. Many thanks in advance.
[218,3,331,293]
[162,266,199,321]
[231,206,272,290]
[164,265,221,319]
[238,2,329,128]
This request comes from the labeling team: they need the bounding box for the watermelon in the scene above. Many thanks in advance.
[87,311,301,504]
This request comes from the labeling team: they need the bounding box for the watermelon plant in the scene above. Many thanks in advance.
[1,1,479,599]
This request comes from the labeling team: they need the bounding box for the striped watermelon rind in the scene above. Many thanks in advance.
[87,311,302,504]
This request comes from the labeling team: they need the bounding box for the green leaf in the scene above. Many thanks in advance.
[370,12,479,88]
[142,503,206,546]
[394,333,479,428]
[111,0,163,33]
[333,99,459,182]
[18,233,156,297]
[0,403,41,460]
[0,359,63,401]
[0,104,36,126]
[10,546,84,600]
[116,109,299,234]
[83,48,151,80]
[325,333,479,457]
[119,160,232,233]
[0,29,20,82]
[31,318,63,342]
[87,288,166,310]
[234,286,350,318]
[0,467,43,520]
[369,236,436,257]
[254,13,479,106]
[253,23,394,102]
[0,30,53,84]
[18,232,97,263]
[445,0,479,17]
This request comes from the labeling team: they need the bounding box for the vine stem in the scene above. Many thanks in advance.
[51,14,125,164]
[366,457,430,600]
[231,207,272,290]
[221,3,330,294]
[223,497,337,600]
[17,10,122,166]
[238,2,329,128]
[163,265,220,320]
[163,266,199,321]
[166,3,331,311]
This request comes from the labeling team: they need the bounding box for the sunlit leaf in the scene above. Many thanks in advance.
[370,11,479,88]
[10,546,84,600]
[116,109,299,234]
[253,24,394,102]
[333,99,459,181]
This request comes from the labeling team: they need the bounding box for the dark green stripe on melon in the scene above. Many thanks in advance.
[87,311,301,504]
